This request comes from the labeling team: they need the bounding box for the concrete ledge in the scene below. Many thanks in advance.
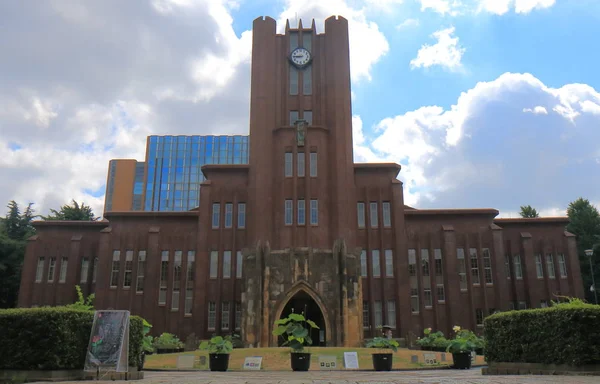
[483,362,600,376]
[83,369,144,381]
[0,369,83,383]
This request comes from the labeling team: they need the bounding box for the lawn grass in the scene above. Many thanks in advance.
[144,347,486,371]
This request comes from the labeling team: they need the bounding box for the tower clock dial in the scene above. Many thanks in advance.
[289,47,312,68]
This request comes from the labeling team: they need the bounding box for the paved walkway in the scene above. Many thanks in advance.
[43,369,599,384]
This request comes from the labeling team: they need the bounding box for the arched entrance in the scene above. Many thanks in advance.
[278,290,327,347]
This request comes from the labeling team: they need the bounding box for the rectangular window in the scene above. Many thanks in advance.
[387,300,396,327]
[223,251,232,279]
[558,253,568,277]
[540,300,549,308]
[297,152,305,177]
[285,152,293,177]
[483,248,493,284]
[297,199,306,225]
[369,202,378,228]
[363,301,370,328]
[310,199,318,225]
[476,309,484,326]
[36,257,44,283]
[410,288,419,313]
[159,251,168,305]
[284,199,293,225]
[289,110,299,125]
[514,254,523,279]
[408,249,417,276]
[372,250,381,278]
[303,110,313,125]
[360,250,367,277]
[221,302,230,330]
[123,250,133,288]
[385,249,393,277]
[509,302,515,310]
[546,254,556,279]
[518,301,527,310]
[303,65,312,95]
[421,249,430,276]
[437,285,445,302]
[374,301,382,328]
[470,248,480,285]
[210,251,218,278]
[237,203,246,228]
[48,257,56,282]
[185,251,195,315]
[310,152,317,177]
[172,251,182,310]
[80,258,89,283]
[505,254,511,279]
[424,288,432,307]
[357,202,365,228]
[434,249,443,276]
[457,248,467,290]
[236,251,243,279]
[208,302,216,330]
[59,257,68,283]
[224,203,233,228]
[110,251,120,287]
[535,253,544,278]
[136,251,146,293]
[289,67,298,95]
[382,202,391,227]
[212,203,220,228]
[235,302,242,330]
[92,257,98,283]
[302,33,311,51]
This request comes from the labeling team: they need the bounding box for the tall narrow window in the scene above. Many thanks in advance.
[363,301,370,328]
[470,248,480,285]
[224,203,233,228]
[410,288,419,313]
[505,254,511,279]
[310,152,317,177]
[421,249,430,276]
[382,202,391,227]
[372,250,381,277]
[535,254,544,278]
[546,254,556,279]
[223,251,232,279]
[303,65,312,95]
[136,251,146,293]
[483,248,493,284]
[357,202,365,228]
[437,285,445,302]
[518,301,527,310]
[110,251,120,287]
[514,254,523,279]
[159,251,168,305]
[123,250,133,288]
[387,300,396,327]
[285,152,293,177]
[476,309,484,326]
[289,67,298,95]
[360,250,367,277]
[298,152,305,177]
[558,253,568,277]
[208,302,216,330]
[374,301,382,328]
[221,302,230,330]
[212,203,220,228]
[303,110,313,125]
[284,199,293,225]
[385,249,394,277]
[303,33,311,50]
[210,251,218,278]
[59,257,68,283]
[408,249,417,276]
[297,199,306,225]
[369,202,378,228]
[424,289,433,307]
[434,249,443,275]
[237,203,246,228]
[236,251,243,279]
[235,302,242,330]
[289,110,299,125]
[185,251,195,315]
[92,257,98,283]
[457,248,467,290]
[80,258,89,283]
[48,257,56,282]
[172,251,182,310]
[310,199,318,225]
[36,257,45,283]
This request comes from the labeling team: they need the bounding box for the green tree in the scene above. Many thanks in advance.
[567,197,600,303]
[43,199,98,221]
[519,205,539,218]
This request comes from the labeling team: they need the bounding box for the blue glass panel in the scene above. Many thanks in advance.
[164,136,171,145]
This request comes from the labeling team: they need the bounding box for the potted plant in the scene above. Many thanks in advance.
[199,335,234,371]
[365,337,399,371]
[152,332,185,354]
[272,312,319,371]
[446,326,476,369]
[416,328,449,352]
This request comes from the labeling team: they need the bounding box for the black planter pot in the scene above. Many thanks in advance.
[452,352,472,369]
[209,353,230,372]
[290,352,311,371]
[372,353,393,371]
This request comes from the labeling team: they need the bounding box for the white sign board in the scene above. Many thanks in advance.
[422,352,438,365]
[177,355,195,369]
[343,352,359,369]
[318,355,337,370]
[243,356,263,370]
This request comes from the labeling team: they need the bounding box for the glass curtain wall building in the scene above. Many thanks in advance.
[144,135,249,211]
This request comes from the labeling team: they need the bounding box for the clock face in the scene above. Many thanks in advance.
[290,47,312,68]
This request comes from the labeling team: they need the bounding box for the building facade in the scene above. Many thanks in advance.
[19,16,584,347]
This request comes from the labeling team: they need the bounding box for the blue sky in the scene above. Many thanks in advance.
[1,0,600,218]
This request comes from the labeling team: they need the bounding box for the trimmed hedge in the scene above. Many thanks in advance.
[484,304,600,366]
[0,307,143,370]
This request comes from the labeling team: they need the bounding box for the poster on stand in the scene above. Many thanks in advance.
[84,310,130,373]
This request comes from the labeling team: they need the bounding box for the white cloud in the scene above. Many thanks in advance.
[419,0,464,16]
[476,0,556,15]
[523,106,548,114]
[354,72,600,214]
[396,18,420,29]
[410,26,465,71]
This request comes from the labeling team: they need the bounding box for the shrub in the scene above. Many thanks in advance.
[416,328,449,350]
[0,307,144,370]
[484,303,600,366]
[152,333,184,350]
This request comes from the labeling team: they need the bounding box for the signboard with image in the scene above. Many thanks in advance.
[84,310,130,373]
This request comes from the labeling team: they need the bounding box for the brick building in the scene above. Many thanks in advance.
[18,16,584,347]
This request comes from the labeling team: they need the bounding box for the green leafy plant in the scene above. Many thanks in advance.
[446,326,479,354]
[416,327,449,350]
[64,285,95,311]
[152,332,184,350]
[272,312,319,353]
[141,318,154,353]
[366,337,399,353]
[199,335,234,354]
